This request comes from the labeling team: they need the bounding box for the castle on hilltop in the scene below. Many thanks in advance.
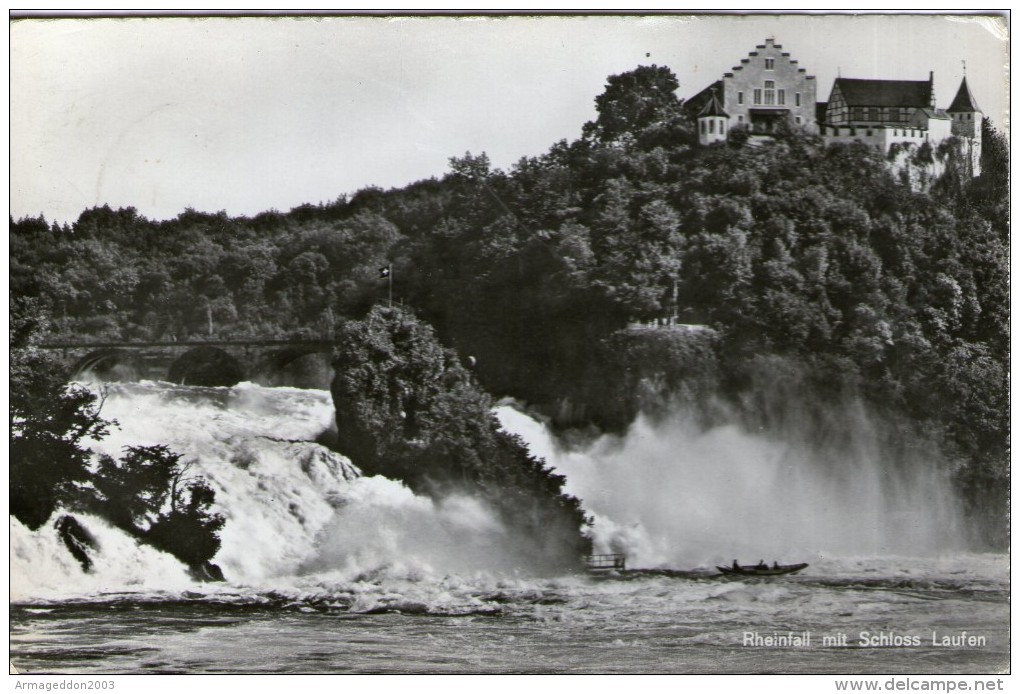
[684,38,983,176]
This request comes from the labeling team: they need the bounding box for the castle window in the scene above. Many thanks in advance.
[709,120,715,134]
[796,116,802,125]
[778,89,785,105]
[721,121,727,134]
[753,88,762,105]
[738,115,744,123]
[866,130,873,136]
[764,80,775,106]
[850,127,856,136]
[738,91,744,105]
[765,58,774,70]
[795,92,801,107]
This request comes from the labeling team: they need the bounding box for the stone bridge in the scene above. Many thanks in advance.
[39,339,336,389]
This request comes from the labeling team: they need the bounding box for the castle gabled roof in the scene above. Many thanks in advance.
[947,77,981,112]
[699,91,729,118]
[833,77,933,108]
[684,80,722,116]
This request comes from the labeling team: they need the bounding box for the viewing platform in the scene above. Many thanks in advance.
[625,318,713,333]
[584,554,627,571]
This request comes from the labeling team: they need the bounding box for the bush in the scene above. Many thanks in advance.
[91,445,225,569]
[145,477,225,568]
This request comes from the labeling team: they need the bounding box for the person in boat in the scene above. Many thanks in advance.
[732,560,739,570]
[773,561,779,569]
[757,560,766,569]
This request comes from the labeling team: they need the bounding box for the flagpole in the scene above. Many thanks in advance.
[388,263,393,308]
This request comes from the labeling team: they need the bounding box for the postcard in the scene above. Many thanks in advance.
[9,12,1010,682]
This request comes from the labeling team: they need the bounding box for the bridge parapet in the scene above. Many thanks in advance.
[39,340,336,389]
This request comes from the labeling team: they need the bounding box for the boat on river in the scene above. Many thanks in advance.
[717,562,808,576]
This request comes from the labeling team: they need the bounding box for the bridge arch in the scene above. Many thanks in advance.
[70,349,146,382]
[167,346,245,387]
[253,347,334,390]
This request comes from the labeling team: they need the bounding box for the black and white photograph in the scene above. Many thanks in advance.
[9,11,1010,680]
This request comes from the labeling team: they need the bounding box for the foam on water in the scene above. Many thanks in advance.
[10,513,193,600]
[496,403,966,568]
[11,381,972,607]
[12,382,543,602]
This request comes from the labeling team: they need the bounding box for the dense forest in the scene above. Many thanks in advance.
[11,65,1010,547]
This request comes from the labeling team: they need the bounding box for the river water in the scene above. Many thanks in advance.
[9,382,1009,674]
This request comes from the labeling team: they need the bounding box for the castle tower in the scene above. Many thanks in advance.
[947,76,983,176]
[697,90,729,145]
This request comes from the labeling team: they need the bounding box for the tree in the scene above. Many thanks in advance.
[591,197,684,316]
[91,445,180,532]
[89,445,225,570]
[967,119,1008,234]
[583,65,687,145]
[10,299,111,529]
[146,473,225,569]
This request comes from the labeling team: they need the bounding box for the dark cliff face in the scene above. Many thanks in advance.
[554,326,722,432]
[330,305,590,571]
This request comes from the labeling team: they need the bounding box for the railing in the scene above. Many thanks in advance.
[584,553,626,571]
[38,339,333,349]
[625,318,713,332]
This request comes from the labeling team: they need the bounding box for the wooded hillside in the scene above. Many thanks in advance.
[12,65,1009,546]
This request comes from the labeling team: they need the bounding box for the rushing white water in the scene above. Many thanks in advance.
[9,382,1006,674]
[10,511,194,599]
[496,402,965,568]
[11,382,968,603]
[11,382,543,601]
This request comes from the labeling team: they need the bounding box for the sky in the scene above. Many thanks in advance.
[9,13,1010,225]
